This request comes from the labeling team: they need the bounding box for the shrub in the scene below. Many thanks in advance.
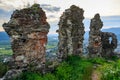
[56,62,72,80]
[14,72,43,80]
[43,73,56,80]
[89,57,106,64]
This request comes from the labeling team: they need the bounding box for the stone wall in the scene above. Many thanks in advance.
[57,5,85,59]
[88,14,103,57]
[101,32,117,57]
[88,13,118,58]
[3,4,50,69]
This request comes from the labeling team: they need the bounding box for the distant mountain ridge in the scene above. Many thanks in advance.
[0,32,10,41]
[102,27,120,41]
[102,27,120,34]
[0,27,120,41]
[84,27,120,40]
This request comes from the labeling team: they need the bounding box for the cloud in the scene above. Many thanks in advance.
[0,0,60,12]
[39,4,61,23]
[0,1,61,32]
[0,9,11,32]
[0,26,4,31]
[0,19,9,31]
[41,4,60,12]
[0,0,36,11]
[0,0,61,23]
[39,4,61,22]
[0,0,19,11]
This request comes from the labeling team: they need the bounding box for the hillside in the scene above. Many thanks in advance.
[0,27,120,41]
[0,32,10,41]
[102,28,120,41]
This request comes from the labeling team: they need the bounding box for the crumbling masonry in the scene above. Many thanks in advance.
[1,4,118,80]
[88,14,103,57]
[88,13,117,57]
[101,32,117,57]
[3,4,50,69]
[57,5,85,59]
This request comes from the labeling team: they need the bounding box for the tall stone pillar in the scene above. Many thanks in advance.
[3,4,50,69]
[57,5,85,59]
[88,14,103,57]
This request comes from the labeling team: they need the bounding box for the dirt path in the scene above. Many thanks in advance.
[91,70,101,80]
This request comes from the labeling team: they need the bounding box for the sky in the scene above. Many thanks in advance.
[0,0,120,34]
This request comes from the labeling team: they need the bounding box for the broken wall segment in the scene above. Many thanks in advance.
[57,5,85,59]
[101,32,117,57]
[88,14,103,57]
[88,13,118,58]
[3,4,50,69]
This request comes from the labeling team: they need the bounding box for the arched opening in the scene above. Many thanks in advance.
[109,37,112,44]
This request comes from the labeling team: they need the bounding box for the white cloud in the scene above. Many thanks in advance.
[0,0,36,11]
[48,31,57,34]
[0,0,61,32]
[0,0,61,23]
[0,19,9,31]
[40,4,61,23]
[0,26,4,31]
[0,0,120,34]
[102,26,120,29]
[0,0,20,11]
[41,4,60,12]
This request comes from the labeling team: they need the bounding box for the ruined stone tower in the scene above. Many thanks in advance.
[57,5,85,59]
[3,4,50,68]
[88,14,103,57]
[88,13,117,58]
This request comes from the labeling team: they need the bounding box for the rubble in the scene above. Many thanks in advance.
[2,69,22,80]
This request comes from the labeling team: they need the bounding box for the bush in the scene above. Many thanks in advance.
[56,62,72,80]
[43,73,56,80]
[89,57,106,64]
[14,72,43,80]
[98,59,120,80]
[0,62,9,78]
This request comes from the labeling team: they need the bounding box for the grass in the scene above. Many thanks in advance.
[97,59,120,80]
[13,56,120,80]
[14,55,93,80]
[0,49,13,55]
[1,53,120,80]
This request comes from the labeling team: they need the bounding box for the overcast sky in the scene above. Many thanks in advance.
[0,0,120,34]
